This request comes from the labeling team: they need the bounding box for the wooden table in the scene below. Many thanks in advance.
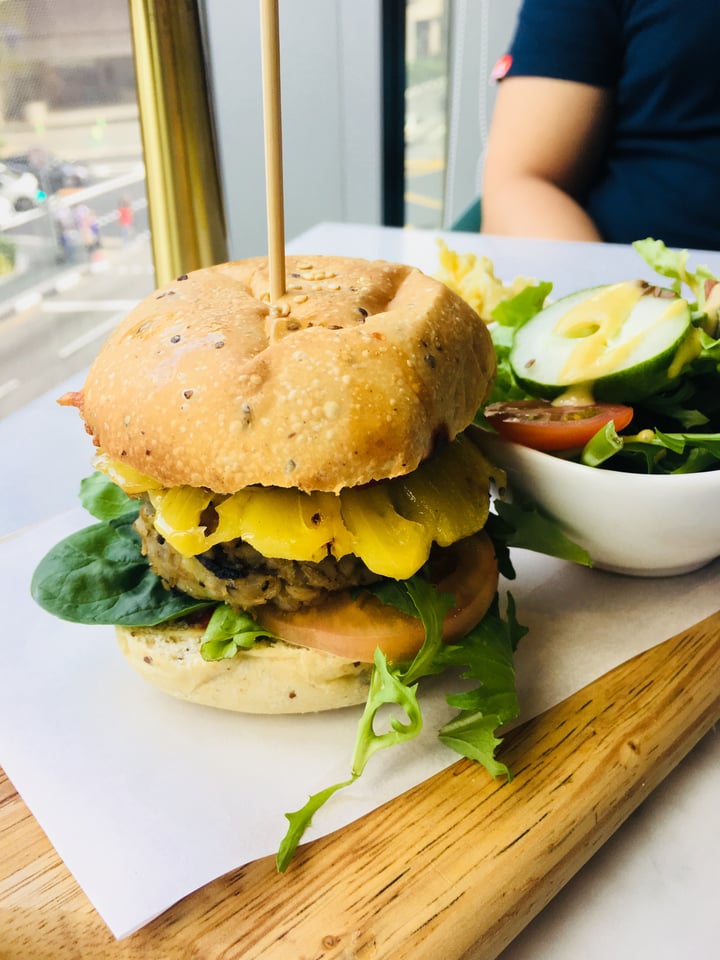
[2,608,718,960]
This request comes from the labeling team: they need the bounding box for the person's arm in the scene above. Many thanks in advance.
[481,76,612,241]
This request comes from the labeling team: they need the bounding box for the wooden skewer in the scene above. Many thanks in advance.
[259,0,286,302]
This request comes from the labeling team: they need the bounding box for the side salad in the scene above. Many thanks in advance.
[476,239,720,475]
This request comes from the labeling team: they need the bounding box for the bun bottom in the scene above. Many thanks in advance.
[115,622,373,714]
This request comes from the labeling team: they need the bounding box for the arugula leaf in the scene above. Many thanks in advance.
[400,577,455,684]
[275,647,424,872]
[437,601,522,780]
[356,576,420,617]
[276,777,356,872]
[577,424,720,475]
[580,420,625,467]
[639,380,710,430]
[351,648,423,772]
[30,513,210,625]
[200,604,280,660]
[488,500,592,567]
[276,579,525,872]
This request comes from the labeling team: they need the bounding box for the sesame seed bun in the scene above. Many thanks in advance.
[80,255,495,494]
[115,622,373,714]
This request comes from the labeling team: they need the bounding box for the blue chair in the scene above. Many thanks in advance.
[451,197,482,232]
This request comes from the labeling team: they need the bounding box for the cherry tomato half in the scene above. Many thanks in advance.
[484,400,634,452]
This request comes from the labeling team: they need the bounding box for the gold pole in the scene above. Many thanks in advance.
[127,0,228,286]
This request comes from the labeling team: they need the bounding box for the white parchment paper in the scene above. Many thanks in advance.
[1,508,718,938]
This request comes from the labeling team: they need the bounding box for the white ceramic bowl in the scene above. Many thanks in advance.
[475,430,720,577]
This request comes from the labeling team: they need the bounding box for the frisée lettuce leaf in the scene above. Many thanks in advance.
[632,237,716,305]
[276,583,525,871]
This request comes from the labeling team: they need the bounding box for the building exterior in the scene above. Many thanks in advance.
[0,0,135,122]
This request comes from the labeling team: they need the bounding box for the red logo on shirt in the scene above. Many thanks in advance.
[491,53,512,81]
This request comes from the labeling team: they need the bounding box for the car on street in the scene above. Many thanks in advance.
[3,152,91,196]
[0,162,40,211]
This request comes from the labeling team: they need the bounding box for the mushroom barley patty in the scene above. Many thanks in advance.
[135,502,383,613]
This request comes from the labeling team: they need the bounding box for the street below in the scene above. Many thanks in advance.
[0,194,154,420]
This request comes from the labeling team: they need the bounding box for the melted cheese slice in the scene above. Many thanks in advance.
[94,435,495,580]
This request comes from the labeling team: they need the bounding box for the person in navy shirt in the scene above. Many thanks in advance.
[481,0,720,251]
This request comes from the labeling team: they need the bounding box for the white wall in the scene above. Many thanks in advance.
[200,0,383,259]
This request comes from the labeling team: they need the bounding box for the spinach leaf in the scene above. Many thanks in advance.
[30,514,210,626]
[79,471,139,521]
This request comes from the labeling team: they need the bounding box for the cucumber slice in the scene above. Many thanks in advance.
[510,281,697,402]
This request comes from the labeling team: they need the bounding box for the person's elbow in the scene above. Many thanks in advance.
[480,165,554,236]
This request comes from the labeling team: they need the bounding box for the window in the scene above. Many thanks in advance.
[0,0,227,422]
[0,0,154,419]
[404,0,450,230]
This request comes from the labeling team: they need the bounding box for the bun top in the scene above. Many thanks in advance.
[81,255,496,493]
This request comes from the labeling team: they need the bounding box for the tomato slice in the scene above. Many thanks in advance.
[484,400,633,452]
[254,532,498,664]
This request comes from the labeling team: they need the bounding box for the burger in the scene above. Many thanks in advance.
[32,255,514,719]
[32,253,537,867]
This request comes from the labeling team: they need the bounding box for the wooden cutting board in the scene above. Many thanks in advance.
[1,609,718,960]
